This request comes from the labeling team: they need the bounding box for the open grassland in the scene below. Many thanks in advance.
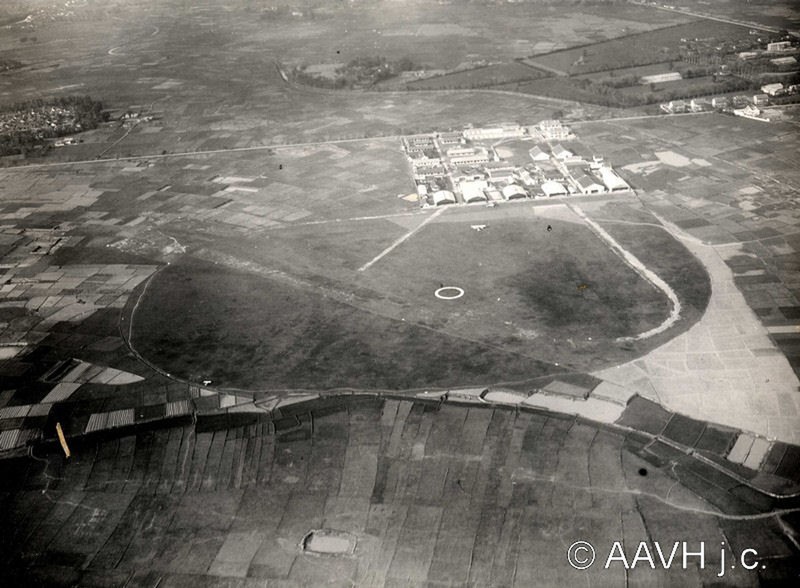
[132,256,566,391]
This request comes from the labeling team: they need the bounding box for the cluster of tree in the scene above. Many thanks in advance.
[550,75,754,107]
[0,95,107,157]
[0,59,22,71]
[757,71,800,86]
[293,56,420,89]
[404,68,543,91]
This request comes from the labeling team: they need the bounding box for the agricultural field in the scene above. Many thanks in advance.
[527,20,758,75]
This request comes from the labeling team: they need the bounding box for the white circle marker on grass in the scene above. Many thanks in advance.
[435,286,464,300]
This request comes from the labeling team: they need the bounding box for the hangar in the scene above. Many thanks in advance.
[529,146,549,161]
[541,180,567,198]
[460,180,489,203]
[574,174,606,195]
[502,184,527,200]
[432,190,456,206]
[597,167,629,192]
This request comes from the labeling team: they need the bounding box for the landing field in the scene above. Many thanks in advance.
[132,198,709,391]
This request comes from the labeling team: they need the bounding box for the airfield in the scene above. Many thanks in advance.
[1,0,800,586]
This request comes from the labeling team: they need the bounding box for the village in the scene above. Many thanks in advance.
[403,120,630,207]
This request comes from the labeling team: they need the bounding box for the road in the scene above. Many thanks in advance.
[2,112,711,172]
[634,1,792,34]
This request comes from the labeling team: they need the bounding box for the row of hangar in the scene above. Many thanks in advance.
[418,181,556,206]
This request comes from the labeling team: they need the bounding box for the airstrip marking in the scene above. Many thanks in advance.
[358,207,446,272]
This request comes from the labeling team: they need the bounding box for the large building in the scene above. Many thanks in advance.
[529,145,549,161]
[541,180,567,198]
[413,165,447,180]
[766,41,792,53]
[432,190,456,206]
[501,184,527,200]
[535,120,571,141]
[597,167,629,192]
[437,131,463,145]
[551,144,574,161]
[485,164,516,183]
[460,180,489,203]
[573,174,606,195]
[463,126,525,141]
[761,83,784,96]
[753,93,770,105]
[641,72,682,84]
[449,147,491,166]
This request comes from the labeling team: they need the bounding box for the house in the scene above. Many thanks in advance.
[733,104,765,120]
[529,145,549,161]
[712,96,731,109]
[690,98,711,112]
[597,167,629,192]
[501,184,527,200]
[573,174,605,195]
[660,100,688,114]
[753,94,769,106]
[737,51,759,60]
[551,144,573,160]
[760,83,784,96]
[432,190,456,206]
[771,56,797,67]
[540,180,567,198]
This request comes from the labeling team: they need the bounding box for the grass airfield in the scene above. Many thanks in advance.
[132,198,708,391]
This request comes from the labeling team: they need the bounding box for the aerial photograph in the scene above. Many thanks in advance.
[1,0,799,585]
